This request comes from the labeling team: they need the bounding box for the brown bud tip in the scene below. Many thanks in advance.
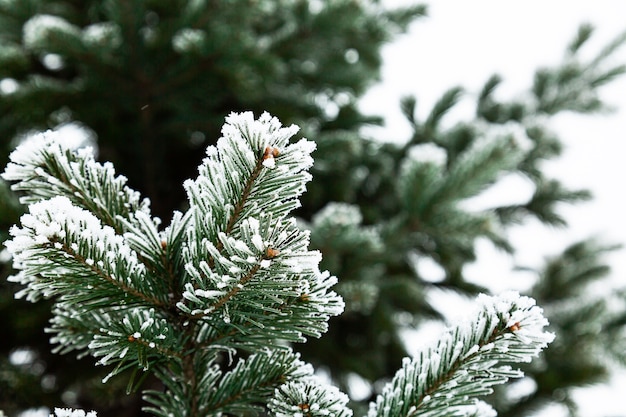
[161,240,167,250]
[263,146,280,159]
[266,247,280,258]
[509,322,521,332]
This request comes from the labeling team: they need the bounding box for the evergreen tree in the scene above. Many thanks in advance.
[1,1,625,416]
[2,114,553,417]
[0,1,424,413]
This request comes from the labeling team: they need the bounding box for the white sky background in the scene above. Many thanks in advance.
[360,1,626,416]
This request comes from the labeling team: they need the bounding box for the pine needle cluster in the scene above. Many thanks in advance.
[3,113,553,416]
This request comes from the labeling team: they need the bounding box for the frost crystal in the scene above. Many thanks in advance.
[50,408,97,417]
[172,28,206,53]
[262,156,276,168]
[23,14,80,51]
[269,379,353,417]
[222,111,303,155]
[2,131,58,181]
[313,202,362,227]
[82,22,122,49]
[407,142,448,166]
[470,400,497,417]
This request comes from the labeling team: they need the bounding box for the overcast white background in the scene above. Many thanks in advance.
[360,1,626,416]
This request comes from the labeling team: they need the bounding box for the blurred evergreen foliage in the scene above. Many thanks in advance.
[1,1,625,416]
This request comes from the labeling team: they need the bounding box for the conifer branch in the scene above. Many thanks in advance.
[2,112,556,417]
[269,379,353,417]
[367,292,554,417]
[2,133,152,235]
[215,153,266,263]
[52,236,166,308]
[177,112,343,346]
[190,262,262,319]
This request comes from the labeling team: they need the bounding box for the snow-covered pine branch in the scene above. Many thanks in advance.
[2,112,553,417]
[3,112,345,415]
[176,112,344,349]
[367,291,554,417]
[143,349,320,417]
[2,132,152,235]
[269,379,353,417]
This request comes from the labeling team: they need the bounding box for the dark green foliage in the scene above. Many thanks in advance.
[0,0,425,219]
